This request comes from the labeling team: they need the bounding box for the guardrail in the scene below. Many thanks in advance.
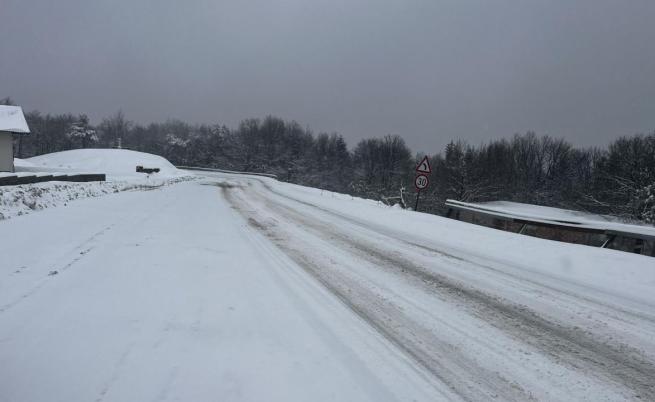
[176,166,278,179]
[0,173,106,186]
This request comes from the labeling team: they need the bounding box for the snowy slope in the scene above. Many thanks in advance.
[26,148,186,180]
[13,158,35,169]
[1,150,192,220]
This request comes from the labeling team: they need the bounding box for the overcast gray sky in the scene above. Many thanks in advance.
[1,0,654,151]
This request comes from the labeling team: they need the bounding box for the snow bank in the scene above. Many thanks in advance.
[0,179,193,220]
[25,149,187,181]
[1,149,196,220]
[13,158,35,169]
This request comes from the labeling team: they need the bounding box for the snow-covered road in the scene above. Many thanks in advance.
[1,172,655,401]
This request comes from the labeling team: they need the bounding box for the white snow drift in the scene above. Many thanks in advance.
[1,149,191,220]
[26,148,186,180]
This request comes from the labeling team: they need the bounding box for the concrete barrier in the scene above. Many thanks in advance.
[0,173,106,186]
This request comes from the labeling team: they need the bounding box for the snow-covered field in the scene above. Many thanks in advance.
[26,149,185,181]
[1,149,192,220]
[1,162,654,401]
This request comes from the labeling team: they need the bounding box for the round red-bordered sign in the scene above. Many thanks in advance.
[414,174,429,190]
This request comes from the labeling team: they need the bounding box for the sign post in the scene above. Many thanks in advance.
[414,156,431,211]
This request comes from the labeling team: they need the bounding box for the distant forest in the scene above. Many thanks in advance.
[5,99,655,223]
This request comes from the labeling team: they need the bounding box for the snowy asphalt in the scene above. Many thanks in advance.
[1,173,655,401]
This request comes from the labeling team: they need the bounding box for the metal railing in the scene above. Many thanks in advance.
[176,166,278,179]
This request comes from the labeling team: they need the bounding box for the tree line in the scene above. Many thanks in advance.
[6,100,655,223]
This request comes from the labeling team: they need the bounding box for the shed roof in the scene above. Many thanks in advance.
[445,199,655,240]
[0,105,30,134]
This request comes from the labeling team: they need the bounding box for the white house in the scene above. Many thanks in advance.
[0,105,30,172]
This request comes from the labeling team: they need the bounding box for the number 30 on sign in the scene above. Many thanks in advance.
[414,174,429,190]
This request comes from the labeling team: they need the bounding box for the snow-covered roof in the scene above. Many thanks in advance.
[446,199,655,240]
[0,105,30,134]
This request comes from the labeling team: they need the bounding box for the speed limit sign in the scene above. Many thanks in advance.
[414,174,429,190]
[414,155,431,211]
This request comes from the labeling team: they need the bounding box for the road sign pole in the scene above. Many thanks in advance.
[413,156,431,212]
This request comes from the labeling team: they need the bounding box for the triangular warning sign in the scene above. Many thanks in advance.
[416,156,431,174]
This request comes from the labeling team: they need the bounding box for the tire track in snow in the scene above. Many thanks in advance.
[224,181,655,401]
[248,176,655,358]
[0,223,115,314]
[223,187,529,401]
[95,343,135,402]
[0,192,175,315]
[255,178,655,325]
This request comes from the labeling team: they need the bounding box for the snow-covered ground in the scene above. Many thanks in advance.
[1,149,192,220]
[26,149,185,181]
[1,167,654,401]
[0,179,443,402]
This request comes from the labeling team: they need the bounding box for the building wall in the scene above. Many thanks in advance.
[0,132,14,172]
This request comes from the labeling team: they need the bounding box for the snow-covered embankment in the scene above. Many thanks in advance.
[1,149,192,219]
